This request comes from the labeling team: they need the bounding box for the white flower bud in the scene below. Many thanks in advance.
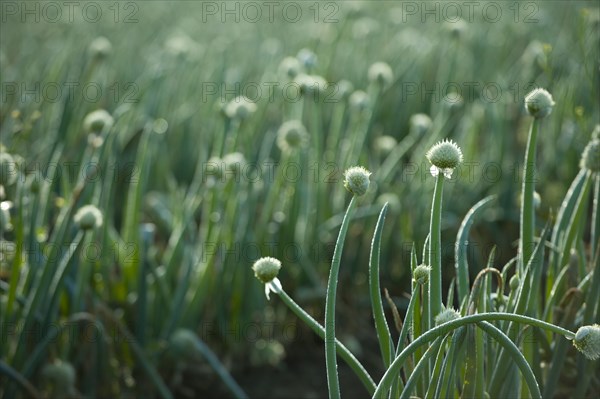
[368,62,394,89]
[89,36,112,59]
[74,205,103,231]
[277,120,308,153]
[580,138,600,172]
[224,96,257,120]
[413,264,431,285]
[435,307,461,326]
[252,257,282,284]
[524,88,555,119]
[83,109,114,133]
[343,166,371,196]
[573,324,600,360]
[426,139,464,178]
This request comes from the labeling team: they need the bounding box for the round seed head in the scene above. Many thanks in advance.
[446,18,467,38]
[0,152,17,186]
[279,56,302,80]
[435,307,461,326]
[296,74,327,96]
[252,257,282,284]
[573,324,600,360]
[169,329,198,360]
[89,36,112,59]
[376,193,400,213]
[74,205,103,231]
[580,138,600,172]
[349,90,370,112]
[524,88,555,119]
[343,166,371,196]
[409,113,432,136]
[296,48,317,69]
[426,139,464,170]
[413,264,431,285]
[83,109,114,133]
[225,96,257,120]
[373,135,397,156]
[41,361,76,395]
[442,92,464,110]
[222,152,246,176]
[165,34,202,58]
[335,80,354,100]
[368,62,394,88]
[277,120,308,153]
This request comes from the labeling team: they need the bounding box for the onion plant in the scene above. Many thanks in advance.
[253,108,600,397]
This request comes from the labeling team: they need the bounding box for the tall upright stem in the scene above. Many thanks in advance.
[428,175,445,326]
[520,118,539,271]
[325,196,357,399]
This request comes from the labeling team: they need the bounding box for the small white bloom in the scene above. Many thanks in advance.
[430,166,455,179]
[426,139,463,178]
[74,205,103,231]
[343,166,371,196]
[524,88,555,119]
[224,96,257,120]
[265,277,282,300]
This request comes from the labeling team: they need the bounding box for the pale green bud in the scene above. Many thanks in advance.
[41,360,76,396]
[74,205,103,231]
[349,90,370,112]
[343,166,371,196]
[368,62,394,88]
[580,138,600,172]
[83,109,114,133]
[435,308,461,326]
[409,113,432,136]
[573,324,600,360]
[225,96,257,120]
[277,120,308,153]
[89,36,112,59]
[279,56,302,80]
[252,257,282,284]
[524,88,555,119]
[413,264,431,285]
[426,139,464,178]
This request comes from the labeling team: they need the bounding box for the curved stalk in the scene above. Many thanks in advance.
[369,203,393,366]
[276,288,376,394]
[373,312,573,397]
